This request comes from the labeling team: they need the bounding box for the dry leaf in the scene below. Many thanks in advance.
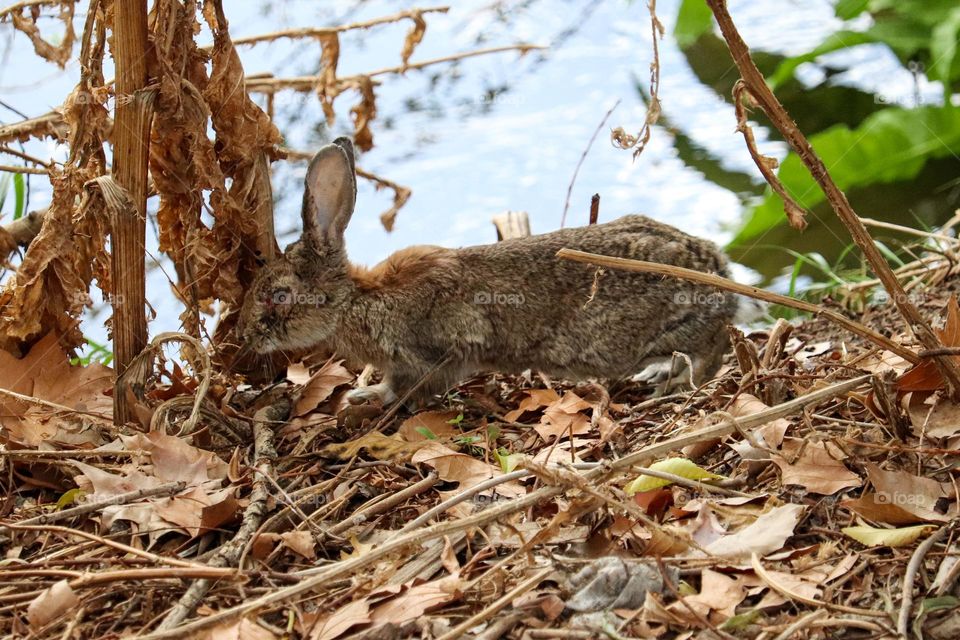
[772,439,861,495]
[705,504,805,559]
[398,410,461,441]
[280,531,316,560]
[843,524,936,548]
[27,579,77,628]
[294,359,355,416]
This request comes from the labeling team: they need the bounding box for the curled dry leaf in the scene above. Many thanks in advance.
[294,359,355,416]
[624,458,724,495]
[27,579,78,629]
[842,524,937,548]
[400,12,427,66]
[9,2,76,68]
[398,410,461,441]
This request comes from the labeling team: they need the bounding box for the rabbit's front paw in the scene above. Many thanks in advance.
[346,382,398,406]
[632,354,694,395]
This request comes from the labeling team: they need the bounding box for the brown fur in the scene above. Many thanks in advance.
[239,138,739,406]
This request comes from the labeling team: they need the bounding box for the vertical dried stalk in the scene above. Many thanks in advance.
[705,0,960,399]
[110,0,152,424]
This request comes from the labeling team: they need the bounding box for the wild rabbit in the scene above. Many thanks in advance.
[240,138,739,406]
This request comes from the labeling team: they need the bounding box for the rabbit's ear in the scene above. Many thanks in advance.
[301,137,356,247]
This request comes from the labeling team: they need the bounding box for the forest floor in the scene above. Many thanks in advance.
[2,249,960,640]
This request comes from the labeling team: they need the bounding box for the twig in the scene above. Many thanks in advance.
[0,164,48,175]
[898,524,952,636]
[0,387,113,420]
[861,217,959,243]
[772,609,828,640]
[750,553,888,618]
[706,0,960,399]
[3,524,211,569]
[203,6,450,49]
[2,481,185,529]
[732,81,806,230]
[555,248,919,363]
[136,375,868,639]
[0,0,55,20]
[245,44,544,93]
[434,566,552,640]
[326,472,439,537]
[155,399,289,631]
[0,145,51,167]
[0,111,69,145]
[560,100,619,228]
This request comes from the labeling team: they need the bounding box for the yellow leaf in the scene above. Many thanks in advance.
[624,457,724,495]
[842,524,936,548]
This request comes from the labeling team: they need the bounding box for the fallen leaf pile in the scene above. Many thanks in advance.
[3,288,960,639]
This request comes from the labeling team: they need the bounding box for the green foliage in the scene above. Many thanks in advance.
[673,0,714,48]
[0,171,27,220]
[71,339,114,366]
[730,106,960,248]
[770,0,960,91]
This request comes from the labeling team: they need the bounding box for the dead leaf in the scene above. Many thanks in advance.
[295,359,355,416]
[704,504,805,559]
[537,391,592,441]
[27,579,78,628]
[897,295,960,393]
[411,441,523,498]
[306,598,371,640]
[398,410,461,441]
[369,574,463,623]
[772,439,861,495]
[504,389,560,422]
[280,530,316,560]
[201,617,278,640]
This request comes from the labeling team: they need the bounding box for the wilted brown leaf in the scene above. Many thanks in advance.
[772,439,861,495]
[294,359,355,416]
[897,295,960,393]
[398,410,461,441]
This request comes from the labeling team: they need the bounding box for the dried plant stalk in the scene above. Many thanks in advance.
[109,0,152,425]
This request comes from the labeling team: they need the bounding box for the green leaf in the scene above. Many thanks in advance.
[769,31,875,89]
[624,457,724,495]
[931,7,960,89]
[674,0,714,49]
[835,0,869,20]
[493,448,524,474]
[12,173,24,220]
[415,426,438,440]
[57,488,84,510]
[0,172,10,214]
[729,106,960,248]
[447,412,464,426]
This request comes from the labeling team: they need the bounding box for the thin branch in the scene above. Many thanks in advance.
[245,44,544,93]
[202,6,450,49]
[560,100,619,228]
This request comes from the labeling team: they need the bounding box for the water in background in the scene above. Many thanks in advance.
[0,0,932,345]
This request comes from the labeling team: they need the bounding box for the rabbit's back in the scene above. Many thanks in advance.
[343,215,736,390]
